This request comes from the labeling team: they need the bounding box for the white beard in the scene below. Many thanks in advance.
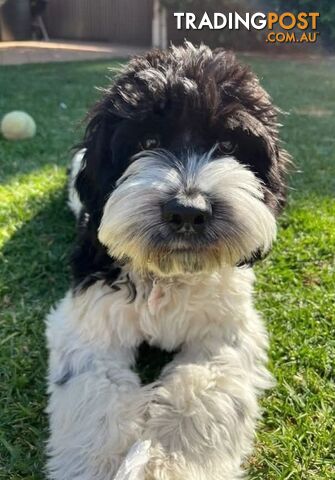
[98,151,276,276]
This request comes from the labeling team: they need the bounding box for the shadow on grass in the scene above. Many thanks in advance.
[0,136,75,186]
[0,190,74,479]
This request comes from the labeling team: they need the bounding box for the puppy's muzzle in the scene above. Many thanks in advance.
[162,194,212,235]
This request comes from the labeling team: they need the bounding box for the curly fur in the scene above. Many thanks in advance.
[46,42,289,480]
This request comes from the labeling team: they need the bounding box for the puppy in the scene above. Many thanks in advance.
[46,43,288,480]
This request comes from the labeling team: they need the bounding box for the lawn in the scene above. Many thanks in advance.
[0,55,334,480]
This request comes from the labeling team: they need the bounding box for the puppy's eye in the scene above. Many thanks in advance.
[139,136,160,150]
[217,141,237,155]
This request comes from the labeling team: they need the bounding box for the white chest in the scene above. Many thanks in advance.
[66,267,255,352]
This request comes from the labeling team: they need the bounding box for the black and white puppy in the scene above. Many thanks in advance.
[46,43,289,480]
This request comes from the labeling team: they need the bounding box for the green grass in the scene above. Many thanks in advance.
[0,56,334,479]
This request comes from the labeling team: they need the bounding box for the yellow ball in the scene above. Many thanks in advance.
[1,111,36,140]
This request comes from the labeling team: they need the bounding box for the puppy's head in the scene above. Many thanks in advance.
[77,43,289,277]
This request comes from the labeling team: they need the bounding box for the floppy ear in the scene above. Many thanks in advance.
[228,111,289,217]
[239,130,289,215]
[266,142,290,214]
[75,111,121,221]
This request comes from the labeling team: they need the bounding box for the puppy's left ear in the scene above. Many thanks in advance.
[233,107,290,216]
[75,110,121,221]
[264,138,290,215]
[258,96,290,215]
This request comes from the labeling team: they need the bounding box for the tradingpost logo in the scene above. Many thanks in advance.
[174,12,320,44]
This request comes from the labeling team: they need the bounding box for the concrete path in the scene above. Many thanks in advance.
[0,40,146,65]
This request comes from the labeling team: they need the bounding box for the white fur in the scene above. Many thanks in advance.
[68,149,85,218]
[46,266,273,479]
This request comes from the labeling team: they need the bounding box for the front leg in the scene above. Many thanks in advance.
[143,332,271,480]
[47,356,145,480]
[46,288,147,480]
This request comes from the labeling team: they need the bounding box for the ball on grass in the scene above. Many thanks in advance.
[1,111,36,140]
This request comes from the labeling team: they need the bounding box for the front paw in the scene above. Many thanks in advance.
[143,364,253,479]
[145,365,228,454]
[144,445,188,480]
[144,444,225,480]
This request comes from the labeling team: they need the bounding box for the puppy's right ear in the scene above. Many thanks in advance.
[75,111,120,219]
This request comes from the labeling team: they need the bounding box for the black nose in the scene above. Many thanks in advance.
[162,197,211,233]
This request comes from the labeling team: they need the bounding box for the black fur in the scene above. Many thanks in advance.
[72,43,289,288]
[134,341,180,385]
[70,212,122,291]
